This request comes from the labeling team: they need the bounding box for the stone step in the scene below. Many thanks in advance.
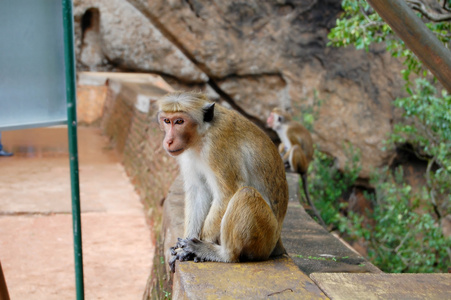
[174,257,327,299]
[310,273,451,300]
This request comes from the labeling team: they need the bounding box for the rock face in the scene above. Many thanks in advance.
[73,0,208,82]
[73,0,405,177]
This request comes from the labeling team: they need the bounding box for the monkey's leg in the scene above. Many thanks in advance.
[270,237,287,257]
[200,202,224,244]
[278,143,286,157]
[287,146,327,228]
[287,145,308,174]
[179,187,279,263]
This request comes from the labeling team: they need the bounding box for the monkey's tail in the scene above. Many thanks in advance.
[301,173,327,229]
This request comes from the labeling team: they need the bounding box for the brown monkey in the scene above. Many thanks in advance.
[158,92,288,272]
[267,108,326,228]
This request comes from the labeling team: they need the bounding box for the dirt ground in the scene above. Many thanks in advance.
[0,127,153,299]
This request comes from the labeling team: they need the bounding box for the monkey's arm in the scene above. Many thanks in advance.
[281,148,290,163]
[279,143,292,169]
[278,143,286,156]
[169,177,212,272]
[183,179,212,239]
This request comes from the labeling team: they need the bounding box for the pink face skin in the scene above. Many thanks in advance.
[266,112,275,129]
[159,112,197,157]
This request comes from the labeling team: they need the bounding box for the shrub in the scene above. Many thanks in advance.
[312,0,451,273]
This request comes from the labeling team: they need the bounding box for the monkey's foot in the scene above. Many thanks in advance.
[168,238,197,272]
[168,238,216,272]
[177,238,219,263]
[284,161,290,169]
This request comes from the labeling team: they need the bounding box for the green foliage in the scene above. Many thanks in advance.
[390,79,451,213]
[308,150,451,273]
[327,0,451,84]
[363,168,451,273]
[163,291,171,299]
[319,0,451,273]
[329,0,451,214]
[294,89,324,131]
[308,145,361,229]
[293,254,362,265]
[391,80,451,164]
[328,0,389,51]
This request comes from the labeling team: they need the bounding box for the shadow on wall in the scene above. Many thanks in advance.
[80,7,103,70]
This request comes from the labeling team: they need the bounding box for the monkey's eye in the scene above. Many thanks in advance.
[163,118,171,124]
[278,116,282,122]
[174,119,184,125]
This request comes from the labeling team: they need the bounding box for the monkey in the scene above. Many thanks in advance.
[157,91,289,272]
[266,108,326,228]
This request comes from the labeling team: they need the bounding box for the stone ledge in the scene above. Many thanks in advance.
[283,174,381,275]
[161,174,380,299]
[174,257,326,299]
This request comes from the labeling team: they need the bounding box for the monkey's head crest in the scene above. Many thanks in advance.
[158,91,215,125]
[272,108,292,121]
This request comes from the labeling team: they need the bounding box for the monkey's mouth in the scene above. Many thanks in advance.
[168,148,184,155]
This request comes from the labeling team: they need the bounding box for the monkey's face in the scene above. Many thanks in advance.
[266,112,275,128]
[267,112,282,130]
[159,112,198,157]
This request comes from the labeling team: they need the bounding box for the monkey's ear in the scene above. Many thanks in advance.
[203,103,215,123]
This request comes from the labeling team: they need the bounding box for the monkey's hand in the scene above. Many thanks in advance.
[168,238,196,273]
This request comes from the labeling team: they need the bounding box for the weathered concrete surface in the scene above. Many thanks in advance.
[76,71,174,125]
[283,174,381,275]
[83,72,180,299]
[311,273,451,300]
[0,127,153,299]
[174,257,327,299]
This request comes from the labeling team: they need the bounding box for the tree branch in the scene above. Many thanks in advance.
[443,0,451,13]
[395,231,411,253]
[407,0,451,22]
[359,3,385,27]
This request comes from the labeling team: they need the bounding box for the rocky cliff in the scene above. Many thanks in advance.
[73,0,405,177]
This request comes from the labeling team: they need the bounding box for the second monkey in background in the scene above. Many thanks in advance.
[267,108,326,228]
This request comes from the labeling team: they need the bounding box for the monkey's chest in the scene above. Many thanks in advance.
[278,129,292,150]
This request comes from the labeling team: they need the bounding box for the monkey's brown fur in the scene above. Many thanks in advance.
[158,92,288,272]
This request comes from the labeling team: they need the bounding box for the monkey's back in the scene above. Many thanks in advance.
[206,104,288,224]
[286,121,314,162]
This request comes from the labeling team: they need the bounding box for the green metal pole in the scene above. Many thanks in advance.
[62,0,84,299]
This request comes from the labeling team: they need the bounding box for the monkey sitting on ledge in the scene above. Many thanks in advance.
[267,108,326,228]
[157,91,288,272]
